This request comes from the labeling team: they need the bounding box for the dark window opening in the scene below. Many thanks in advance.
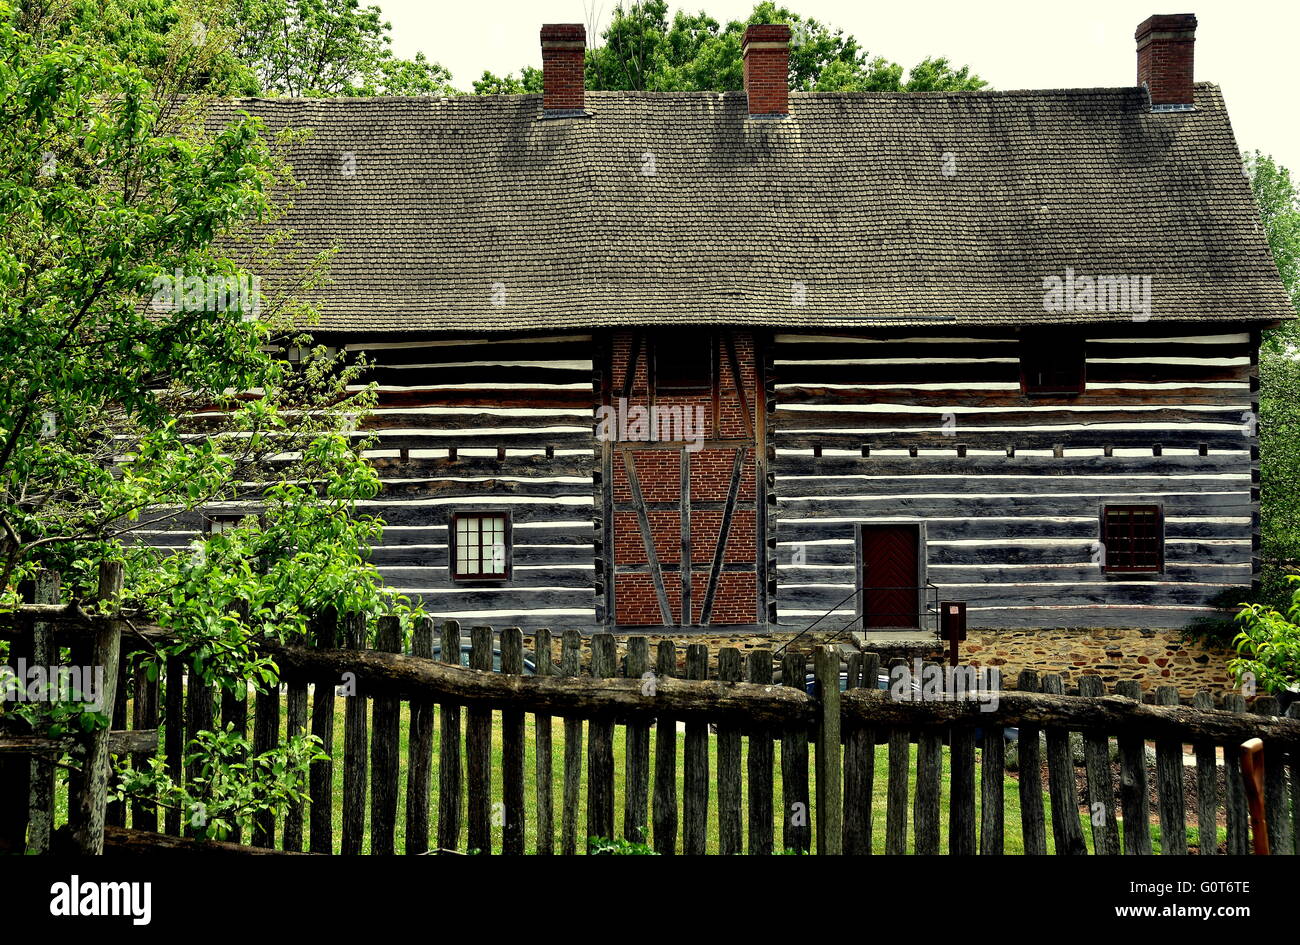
[451,511,512,581]
[1102,504,1163,572]
[1020,334,1086,396]
[653,331,714,394]
[206,514,244,535]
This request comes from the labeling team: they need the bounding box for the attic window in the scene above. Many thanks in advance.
[1020,333,1085,396]
[451,512,512,581]
[653,331,714,395]
[1102,505,1164,573]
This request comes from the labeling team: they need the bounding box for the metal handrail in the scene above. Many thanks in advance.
[774,582,942,657]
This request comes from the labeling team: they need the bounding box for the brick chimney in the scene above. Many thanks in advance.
[541,23,586,116]
[1135,14,1197,110]
[743,24,791,118]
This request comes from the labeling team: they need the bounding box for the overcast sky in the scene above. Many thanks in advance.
[376,0,1298,172]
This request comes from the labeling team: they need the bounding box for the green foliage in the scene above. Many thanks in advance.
[13,0,263,94]
[1,0,419,703]
[1230,576,1300,692]
[477,1,986,96]
[473,67,543,96]
[587,835,660,854]
[230,0,456,96]
[1245,151,1300,348]
[113,724,325,842]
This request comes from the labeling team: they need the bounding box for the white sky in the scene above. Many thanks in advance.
[377,0,1299,172]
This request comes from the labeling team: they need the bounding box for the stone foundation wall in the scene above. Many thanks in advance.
[958,627,1238,697]
[527,627,1239,700]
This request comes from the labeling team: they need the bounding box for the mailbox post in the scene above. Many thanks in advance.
[940,600,967,667]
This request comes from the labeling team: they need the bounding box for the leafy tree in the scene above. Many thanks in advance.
[14,0,261,94]
[0,0,415,813]
[230,0,456,96]
[1245,151,1300,350]
[473,66,542,95]
[478,1,987,96]
[1230,578,1300,692]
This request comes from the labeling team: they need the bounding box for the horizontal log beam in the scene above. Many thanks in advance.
[263,642,818,726]
[0,730,159,755]
[842,690,1300,748]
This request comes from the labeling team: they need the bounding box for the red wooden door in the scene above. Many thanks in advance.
[860,525,920,628]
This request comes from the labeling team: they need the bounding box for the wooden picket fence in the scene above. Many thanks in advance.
[2,562,1300,855]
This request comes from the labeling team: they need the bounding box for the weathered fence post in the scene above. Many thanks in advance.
[28,570,60,852]
[1115,680,1153,855]
[1041,674,1087,855]
[466,625,493,855]
[717,647,743,856]
[437,619,462,852]
[813,645,842,855]
[71,560,124,854]
[1079,675,1120,856]
[913,661,941,856]
[370,615,402,855]
[623,635,650,845]
[560,630,583,856]
[341,612,368,855]
[308,606,337,854]
[683,643,710,855]
[105,643,129,830]
[1221,692,1249,854]
[406,615,435,855]
[1191,691,1218,855]
[782,651,811,854]
[979,680,1005,856]
[885,658,909,855]
[251,656,281,848]
[163,653,185,836]
[185,643,217,839]
[1016,670,1047,855]
[586,633,616,845]
[1153,685,1188,855]
[500,626,526,854]
[948,677,977,857]
[0,578,39,852]
[219,599,249,844]
[843,652,872,855]
[533,628,554,855]
[283,624,310,851]
[1254,695,1293,855]
[652,640,678,854]
[747,648,775,856]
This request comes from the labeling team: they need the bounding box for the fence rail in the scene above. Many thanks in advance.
[1,565,1298,855]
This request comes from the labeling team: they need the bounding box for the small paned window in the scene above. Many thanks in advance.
[451,512,511,581]
[1102,505,1164,572]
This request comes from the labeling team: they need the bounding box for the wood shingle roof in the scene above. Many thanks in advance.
[227,84,1292,332]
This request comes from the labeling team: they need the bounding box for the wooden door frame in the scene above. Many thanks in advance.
[855,521,928,629]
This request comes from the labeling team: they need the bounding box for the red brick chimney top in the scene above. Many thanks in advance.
[742,23,792,118]
[541,23,586,115]
[1135,13,1198,110]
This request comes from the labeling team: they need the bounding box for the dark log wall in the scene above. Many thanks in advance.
[138,332,601,630]
[134,324,1259,634]
[770,326,1259,630]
